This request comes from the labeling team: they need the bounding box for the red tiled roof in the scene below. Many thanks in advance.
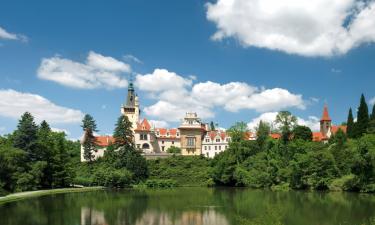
[312,132,325,142]
[135,118,151,131]
[270,133,281,139]
[321,105,332,121]
[95,136,115,147]
[155,128,179,139]
[206,130,229,140]
[331,125,347,134]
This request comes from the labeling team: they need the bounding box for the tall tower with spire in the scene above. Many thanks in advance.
[320,105,332,138]
[121,80,140,132]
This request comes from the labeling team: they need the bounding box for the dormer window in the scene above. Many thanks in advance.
[216,138,220,142]
[167,132,170,136]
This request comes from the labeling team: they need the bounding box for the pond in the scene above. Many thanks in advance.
[1,188,375,225]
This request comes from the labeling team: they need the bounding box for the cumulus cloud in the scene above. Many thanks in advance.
[0,26,27,42]
[0,89,84,124]
[370,97,375,105]
[37,51,129,89]
[206,0,375,57]
[149,120,169,128]
[136,69,305,122]
[51,127,71,135]
[247,112,320,131]
[135,69,193,92]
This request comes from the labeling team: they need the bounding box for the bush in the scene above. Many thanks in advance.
[144,179,177,188]
[329,174,360,191]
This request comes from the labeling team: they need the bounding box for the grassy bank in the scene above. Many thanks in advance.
[0,187,105,204]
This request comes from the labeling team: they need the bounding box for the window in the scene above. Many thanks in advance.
[216,138,220,142]
[187,137,195,147]
[172,141,174,144]
[162,140,164,144]
[204,146,207,150]
[219,146,221,150]
[162,146,165,151]
[167,132,170,136]
[215,146,217,150]
[206,152,209,157]
[137,144,141,148]
[226,138,230,142]
[225,145,228,149]
[156,131,160,136]
[177,132,180,137]
[206,138,210,143]
[188,120,193,125]
[208,146,211,150]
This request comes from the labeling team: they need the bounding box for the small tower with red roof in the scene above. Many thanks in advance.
[320,105,332,138]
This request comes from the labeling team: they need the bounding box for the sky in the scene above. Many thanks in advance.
[0,0,375,140]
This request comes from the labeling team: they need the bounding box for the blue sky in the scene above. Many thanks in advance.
[0,0,375,139]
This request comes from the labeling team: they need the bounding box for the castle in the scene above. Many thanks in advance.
[80,83,346,161]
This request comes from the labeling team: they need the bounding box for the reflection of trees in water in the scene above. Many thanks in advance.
[2,189,375,225]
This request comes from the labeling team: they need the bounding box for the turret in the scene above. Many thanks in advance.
[320,105,332,138]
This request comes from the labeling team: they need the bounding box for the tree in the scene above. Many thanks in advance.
[81,114,98,163]
[347,108,355,138]
[51,133,72,187]
[113,115,148,182]
[354,94,369,137]
[13,112,39,162]
[255,120,270,151]
[292,125,313,141]
[228,122,248,143]
[37,120,54,187]
[371,104,375,121]
[167,146,181,154]
[275,111,297,144]
[210,121,216,131]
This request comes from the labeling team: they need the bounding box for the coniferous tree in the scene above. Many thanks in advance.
[13,112,39,162]
[210,121,216,131]
[51,133,72,187]
[354,94,369,137]
[371,104,375,121]
[292,125,313,141]
[255,120,270,150]
[81,114,98,163]
[113,115,134,149]
[37,120,54,187]
[346,108,355,138]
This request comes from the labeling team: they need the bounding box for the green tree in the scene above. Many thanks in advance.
[228,122,248,143]
[113,115,134,149]
[255,120,270,151]
[346,108,355,138]
[354,94,369,137]
[371,104,375,121]
[113,115,148,182]
[36,120,54,187]
[292,125,313,141]
[13,112,38,162]
[275,111,297,144]
[167,146,181,154]
[81,114,98,163]
[51,132,73,187]
[210,121,216,131]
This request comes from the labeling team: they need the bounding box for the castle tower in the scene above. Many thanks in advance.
[121,81,140,132]
[320,105,332,138]
[178,112,206,156]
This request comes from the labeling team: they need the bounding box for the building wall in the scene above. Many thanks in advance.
[179,129,204,156]
[157,138,181,152]
[201,134,229,158]
[134,131,155,153]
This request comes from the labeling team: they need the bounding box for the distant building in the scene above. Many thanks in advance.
[179,112,207,156]
[80,135,114,162]
[312,105,347,142]
[120,81,140,132]
[202,130,230,158]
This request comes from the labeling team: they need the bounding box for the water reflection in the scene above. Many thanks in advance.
[1,188,375,225]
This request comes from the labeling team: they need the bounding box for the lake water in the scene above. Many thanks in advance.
[1,188,375,225]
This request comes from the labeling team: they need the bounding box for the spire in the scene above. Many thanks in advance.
[125,75,136,107]
[321,105,331,121]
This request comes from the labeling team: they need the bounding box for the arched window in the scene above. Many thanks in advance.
[142,143,150,149]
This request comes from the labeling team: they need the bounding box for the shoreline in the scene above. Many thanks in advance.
[0,187,105,204]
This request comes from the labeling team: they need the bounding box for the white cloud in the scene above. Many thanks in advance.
[123,54,142,64]
[137,69,305,122]
[37,51,129,89]
[0,89,84,124]
[51,127,71,135]
[370,97,375,105]
[135,69,193,92]
[206,0,375,57]
[247,112,320,131]
[149,120,169,128]
[0,26,27,42]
